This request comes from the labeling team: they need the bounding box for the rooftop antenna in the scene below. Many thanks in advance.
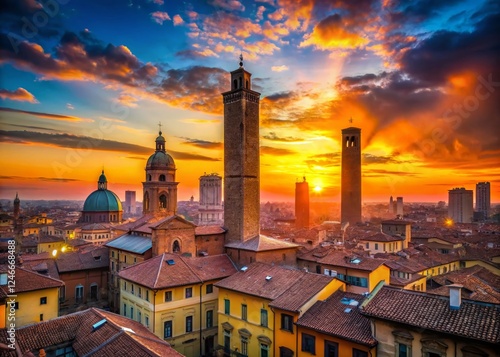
[158,121,162,135]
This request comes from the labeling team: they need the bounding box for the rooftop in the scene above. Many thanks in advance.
[0,308,182,356]
[56,246,109,273]
[224,234,299,251]
[105,233,152,254]
[361,285,500,344]
[299,247,387,272]
[0,266,63,294]
[360,232,404,242]
[296,290,377,347]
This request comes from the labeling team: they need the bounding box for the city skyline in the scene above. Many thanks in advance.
[1,0,499,203]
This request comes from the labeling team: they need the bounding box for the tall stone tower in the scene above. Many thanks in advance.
[341,126,362,225]
[143,129,178,215]
[222,56,261,243]
[13,193,20,220]
[295,177,310,229]
[198,173,223,225]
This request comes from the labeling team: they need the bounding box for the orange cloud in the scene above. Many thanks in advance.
[150,11,171,25]
[0,87,38,103]
[173,14,184,26]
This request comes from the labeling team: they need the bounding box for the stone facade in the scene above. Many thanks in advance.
[341,127,362,225]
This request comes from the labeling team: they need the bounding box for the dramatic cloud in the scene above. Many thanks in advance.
[0,130,221,161]
[173,14,184,26]
[260,145,296,156]
[0,107,93,122]
[0,87,38,103]
[271,65,288,72]
[211,0,245,12]
[262,132,304,142]
[150,11,171,25]
[179,137,223,150]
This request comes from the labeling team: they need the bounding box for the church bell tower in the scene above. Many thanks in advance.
[222,56,261,243]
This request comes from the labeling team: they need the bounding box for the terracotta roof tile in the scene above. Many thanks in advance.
[361,286,500,343]
[0,308,182,356]
[215,263,312,301]
[360,232,404,242]
[195,225,225,235]
[0,266,63,294]
[224,235,299,251]
[297,291,377,347]
[269,273,335,312]
[183,254,237,281]
[299,247,387,272]
[56,246,109,272]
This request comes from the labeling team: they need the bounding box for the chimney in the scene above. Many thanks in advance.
[447,284,463,310]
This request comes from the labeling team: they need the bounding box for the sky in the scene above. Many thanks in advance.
[0,0,499,204]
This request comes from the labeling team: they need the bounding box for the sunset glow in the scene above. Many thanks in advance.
[1,0,499,203]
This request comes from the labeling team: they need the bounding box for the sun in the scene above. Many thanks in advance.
[314,185,322,193]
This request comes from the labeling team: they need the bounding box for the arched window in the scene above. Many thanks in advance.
[159,194,167,208]
[147,174,152,181]
[345,136,350,147]
[173,240,180,252]
[239,77,242,88]
[159,174,166,182]
[246,80,249,89]
[350,136,356,147]
[233,79,238,89]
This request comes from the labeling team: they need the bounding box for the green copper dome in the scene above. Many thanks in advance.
[83,189,123,212]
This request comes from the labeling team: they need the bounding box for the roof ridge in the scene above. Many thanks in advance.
[81,329,124,357]
[153,253,166,288]
[16,266,64,285]
[179,254,203,283]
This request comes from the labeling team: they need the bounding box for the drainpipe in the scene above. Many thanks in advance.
[153,290,157,335]
[200,282,204,357]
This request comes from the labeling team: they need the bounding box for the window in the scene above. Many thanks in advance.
[393,330,413,357]
[206,284,213,294]
[185,287,193,298]
[224,330,231,354]
[164,320,173,338]
[145,315,149,328]
[112,251,115,258]
[137,310,141,323]
[40,314,43,321]
[353,349,368,357]
[302,333,315,354]
[346,276,368,287]
[90,284,98,300]
[186,315,193,332]
[111,261,115,271]
[324,340,338,357]
[241,337,248,356]
[123,303,127,317]
[165,290,172,302]
[279,347,294,357]
[375,243,379,250]
[224,299,230,315]
[261,309,268,327]
[206,310,213,328]
[281,314,293,332]
[40,297,47,305]
[131,284,135,295]
[130,307,134,319]
[260,343,269,357]
[138,287,142,298]
[146,290,149,302]
[124,281,127,290]
[14,302,19,309]
[55,346,76,356]
[242,304,247,321]
[75,285,83,303]
[398,344,409,357]
[365,242,369,249]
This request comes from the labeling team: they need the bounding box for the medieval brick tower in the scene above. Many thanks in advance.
[295,177,310,229]
[222,56,261,243]
[341,126,362,224]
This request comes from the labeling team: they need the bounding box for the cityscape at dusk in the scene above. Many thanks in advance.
[1,0,499,203]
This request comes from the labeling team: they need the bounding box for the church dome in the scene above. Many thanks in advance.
[83,190,123,212]
[146,130,175,169]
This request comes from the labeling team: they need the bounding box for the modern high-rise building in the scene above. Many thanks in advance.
[341,126,362,225]
[222,57,261,243]
[142,129,178,215]
[448,187,473,223]
[125,190,136,215]
[295,177,310,229]
[476,182,491,219]
[396,197,404,217]
[198,173,223,225]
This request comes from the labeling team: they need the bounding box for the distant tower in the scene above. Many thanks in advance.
[125,191,136,215]
[13,193,20,220]
[389,196,394,214]
[143,128,178,215]
[222,55,261,243]
[198,173,223,225]
[341,126,362,225]
[295,177,310,229]
[476,182,491,220]
[448,187,473,223]
[396,197,404,216]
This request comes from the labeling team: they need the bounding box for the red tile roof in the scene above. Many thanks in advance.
[56,246,109,273]
[195,225,225,235]
[296,291,377,347]
[224,234,299,251]
[360,232,404,242]
[0,266,63,294]
[361,286,500,344]
[119,253,236,289]
[216,262,334,311]
[0,308,182,356]
[299,247,387,272]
